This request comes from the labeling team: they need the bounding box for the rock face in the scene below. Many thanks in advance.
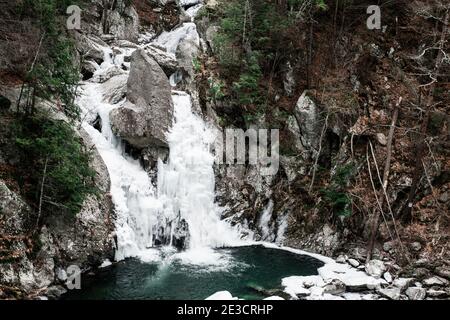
[292,91,321,156]
[105,3,139,42]
[110,49,174,148]
[0,114,114,298]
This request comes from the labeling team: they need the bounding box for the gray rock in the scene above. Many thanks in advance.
[350,247,368,261]
[393,278,414,291]
[410,242,422,252]
[74,33,108,64]
[144,44,179,75]
[176,34,200,80]
[348,258,360,268]
[323,279,346,295]
[405,287,426,300]
[292,91,321,156]
[438,192,449,203]
[56,268,68,282]
[110,49,174,148]
[101,74,128,104]
[365,260,386,278]
[92,65,126,83]
[423,276,448,287]
[336,255,347,264]
[283,61,296,97]
[377,287,401,300]
[383,241,395,252]
[376,133,387,146]
[205,25,219,53]
[104,1,139,42]
[45,285,68,300]
[435,266,450,280]
[383,272,393,283]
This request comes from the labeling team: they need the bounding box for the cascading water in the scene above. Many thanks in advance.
[77,21,241,263]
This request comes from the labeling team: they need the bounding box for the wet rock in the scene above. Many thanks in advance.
[405,287,426,300]
[45,285,67,300]
[365,260,386,278]
[110,49,174,148]
[92,65,126,83]
[101,74,128,104]
[81,60,98,80]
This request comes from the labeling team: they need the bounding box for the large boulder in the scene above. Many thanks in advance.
[110,49,174,148]
[144,43,179,76]
[287,91,322,158]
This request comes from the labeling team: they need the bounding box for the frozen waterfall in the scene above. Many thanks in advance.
[77,21,241,263]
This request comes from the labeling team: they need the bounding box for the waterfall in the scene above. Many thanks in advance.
[77,21,241,263]
[158,91,238,249]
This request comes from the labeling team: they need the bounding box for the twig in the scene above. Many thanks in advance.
[366,100,405,262]
[34,156,49,234]
[309,112,329,192]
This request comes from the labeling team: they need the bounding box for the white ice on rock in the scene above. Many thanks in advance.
[205,291,238,300]
[260,243,386,300]
[153,23,200,56]
[157,91,241,250]
[78,25,242,264]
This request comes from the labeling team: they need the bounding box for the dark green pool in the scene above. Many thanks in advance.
[63,245,323,300]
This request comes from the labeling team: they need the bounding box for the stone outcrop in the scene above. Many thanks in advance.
[110,49,174,148]
[144,43,179,76]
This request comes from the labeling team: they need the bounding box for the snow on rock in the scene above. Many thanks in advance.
[319,262,386,291]
[205,291,238,300]
[264,296,285,300]
[99,259,112,268]
[282,275,324,298]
